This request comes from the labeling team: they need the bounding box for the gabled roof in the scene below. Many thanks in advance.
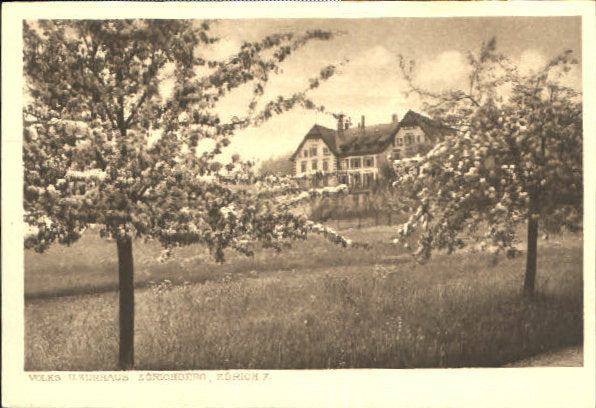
[290,124,338,161]
[290,110,456,161]
[398,110,456,143]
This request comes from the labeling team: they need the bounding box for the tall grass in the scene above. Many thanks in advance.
[25,234,582,370]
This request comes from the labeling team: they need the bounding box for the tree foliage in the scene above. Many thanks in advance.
[258,152,294,176]
[23,19,351,369]
[23,19,346,261]
[393,39,582,274]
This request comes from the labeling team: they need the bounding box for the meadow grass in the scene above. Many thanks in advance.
[25,223,402,299]
[25,229,583,370]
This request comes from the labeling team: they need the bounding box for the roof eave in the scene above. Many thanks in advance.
[290,125,339,161]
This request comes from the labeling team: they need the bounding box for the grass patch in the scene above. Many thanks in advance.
[25,231,582,370]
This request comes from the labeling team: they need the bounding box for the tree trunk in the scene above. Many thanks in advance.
[523,216,538,298]
[117,236,134,369]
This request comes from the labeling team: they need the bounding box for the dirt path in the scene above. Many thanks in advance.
[504,346,583,367]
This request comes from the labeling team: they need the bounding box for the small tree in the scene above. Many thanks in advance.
[258,152,294,176]
[23,19,343,369]
[394,39,582,297]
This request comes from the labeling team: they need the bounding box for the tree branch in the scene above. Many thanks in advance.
[124,88,150,128]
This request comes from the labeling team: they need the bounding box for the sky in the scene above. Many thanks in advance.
[171,17,582,163]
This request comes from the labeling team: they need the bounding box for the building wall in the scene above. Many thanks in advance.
[294,138,337,177]
[337,153,380,187]
[376,145,394,174]
[391,126,426,158]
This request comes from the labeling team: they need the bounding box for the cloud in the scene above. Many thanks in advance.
[218,43,417,145]
[516,49,548,76]
[354,45,395,68]
[217,46,427,162]
[223,110,320,163]
[516,49,580,90]
[414,50,471,92]
[304,45,415,125]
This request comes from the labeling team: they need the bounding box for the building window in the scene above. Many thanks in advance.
[339,175,348,185]
[343,159,349,170]
[364,156,374,167]
[352,172,361,186]
[323,160,329,171]
[351,158,361,168]
[310,147,317,157]
[397,137,403,146]
[312,160,318,170]
[301,161,307,172]
[364,173,374,186]
[392,149,401,160]
[323,147,329,156]
[405,133,414,145]
[303,150,308,158]
[416,135,421,143]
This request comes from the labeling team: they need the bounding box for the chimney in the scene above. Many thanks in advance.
[336,114,346,147]
[337,114,344,133]
[392,113,399,124]
[360,115,365,131]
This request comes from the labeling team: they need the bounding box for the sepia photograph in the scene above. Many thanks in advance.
[3,2,595,408]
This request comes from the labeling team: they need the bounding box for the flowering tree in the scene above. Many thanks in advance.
[23,19,346,369]
[393,39,582,297]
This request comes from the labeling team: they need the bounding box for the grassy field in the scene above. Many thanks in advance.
[25,224,403,299]
[25,224,583,370]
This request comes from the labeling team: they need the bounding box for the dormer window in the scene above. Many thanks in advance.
[310,147,317,156]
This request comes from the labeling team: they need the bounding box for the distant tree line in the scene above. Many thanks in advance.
[258,152,294,176]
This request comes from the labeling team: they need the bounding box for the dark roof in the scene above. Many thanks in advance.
[398,110,456,143]
[290,124,338,161]
[338,123,398,156]
[291,110,456,160]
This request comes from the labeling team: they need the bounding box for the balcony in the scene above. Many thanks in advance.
[336,170,377,191]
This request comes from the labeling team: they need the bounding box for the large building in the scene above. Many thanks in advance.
[290,110,455,188]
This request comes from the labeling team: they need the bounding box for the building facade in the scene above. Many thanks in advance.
[290,110,455,189]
